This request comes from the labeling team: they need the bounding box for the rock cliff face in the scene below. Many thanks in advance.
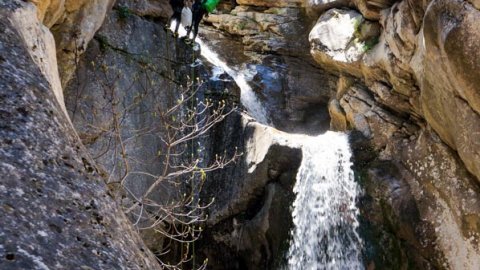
[62,1,242,258]
[64,0,192,211]
[197,116,302,269]
[0,1,159,269]
[202,3,337,134]
[28,0,118,87]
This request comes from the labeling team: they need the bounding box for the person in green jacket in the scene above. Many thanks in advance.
[186,0,220,42]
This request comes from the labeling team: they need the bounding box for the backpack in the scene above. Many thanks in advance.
[202,0,220,13]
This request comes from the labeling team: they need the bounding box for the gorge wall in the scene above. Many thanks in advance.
[1,0,480,269]
[0,1,159,269]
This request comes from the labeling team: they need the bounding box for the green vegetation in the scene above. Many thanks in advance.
[351,16,380,53]
[95,35,109,53]
[352,16,363,34]
[116,6,131,20]
[362,36,379,52]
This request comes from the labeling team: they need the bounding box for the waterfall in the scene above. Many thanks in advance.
[186,26,363,269]
[170,23,270,124]
[287,132,363,270]
[196,40,270,125]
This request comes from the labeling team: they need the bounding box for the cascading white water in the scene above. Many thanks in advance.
[196,40,270,125]
[170,24,270,124]
[287,133,363,270]
[178,23,364,269]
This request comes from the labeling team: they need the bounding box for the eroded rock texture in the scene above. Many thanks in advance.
[309,0,480,268]
[0,1,160,269]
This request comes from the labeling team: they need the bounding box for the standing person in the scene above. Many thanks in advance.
[186,0,220,42]
[186,0,207,42]
[167,0,184,37]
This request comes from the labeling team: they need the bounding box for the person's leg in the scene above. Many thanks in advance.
[186,3,199,38]
[191,16,200,40]
[192,9,206,41]
[166,14,173,29]
[173,11,181,35]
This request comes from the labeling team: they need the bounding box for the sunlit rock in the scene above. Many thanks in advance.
[10,2,66,117]
[328,99,348,131]
[414,0,480,180]
[309,8,380,77]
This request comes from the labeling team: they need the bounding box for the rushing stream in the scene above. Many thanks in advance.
[174,24,364,268]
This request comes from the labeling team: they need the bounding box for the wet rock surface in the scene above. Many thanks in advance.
[199,116,302,269]
[201,4,337,134]
[0,1,159,269]
[65,3,191,205]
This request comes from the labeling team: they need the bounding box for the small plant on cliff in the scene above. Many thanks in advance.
[352,16,363,35]
[116,6,132,20]
[362,36,379,52]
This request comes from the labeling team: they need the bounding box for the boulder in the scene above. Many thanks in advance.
[309,8,381,77]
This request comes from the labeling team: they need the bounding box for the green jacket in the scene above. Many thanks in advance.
[202,0,220,13]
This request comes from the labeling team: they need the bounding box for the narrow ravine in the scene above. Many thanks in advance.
[176,24,364,268]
